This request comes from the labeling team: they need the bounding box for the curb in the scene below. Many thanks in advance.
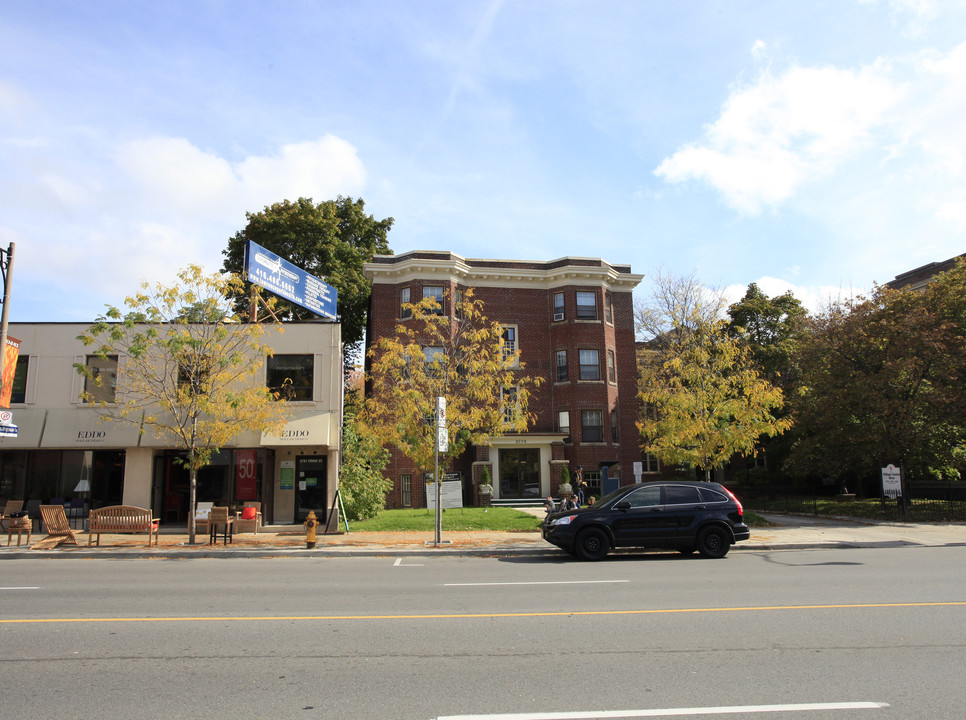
[5,539,965,560]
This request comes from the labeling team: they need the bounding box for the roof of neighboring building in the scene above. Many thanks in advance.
[887,253,965,290]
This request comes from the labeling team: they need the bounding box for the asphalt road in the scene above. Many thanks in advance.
[2,546,965,719]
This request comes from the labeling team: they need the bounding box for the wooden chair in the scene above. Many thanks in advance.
[0,499,23,531]
[208,506,233,545]
[192,501,214,535]
[235,501,262,534]
[34,505,79,549]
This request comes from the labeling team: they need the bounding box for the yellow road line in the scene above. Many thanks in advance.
[1,601,964,625]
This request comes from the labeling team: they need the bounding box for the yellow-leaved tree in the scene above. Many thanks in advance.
[637,319,791,481]
[365,289,543,496]
[76,265,290,543]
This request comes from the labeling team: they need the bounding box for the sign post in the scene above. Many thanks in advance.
[434,397,447,547]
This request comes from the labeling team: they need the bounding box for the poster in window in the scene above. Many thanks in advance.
[235,449,259,499]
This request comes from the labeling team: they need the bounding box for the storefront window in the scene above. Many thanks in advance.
[267,354,314,400]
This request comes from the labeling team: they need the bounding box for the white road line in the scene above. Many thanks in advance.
[435,702,889,719]
[444,580,629,587]
[0,587,40,590]
[393,558,424,567]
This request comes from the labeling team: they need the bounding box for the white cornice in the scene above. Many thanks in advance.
[364,253,643,291]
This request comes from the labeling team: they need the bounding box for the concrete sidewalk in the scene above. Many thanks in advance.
[3,512,966,559]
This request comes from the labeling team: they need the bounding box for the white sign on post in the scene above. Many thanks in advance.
[436,396,448,452]
[426,479,463,510]
[882,464,902,498]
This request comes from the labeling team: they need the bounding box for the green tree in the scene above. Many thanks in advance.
[637,320,792,481]
[76,266,290,543]
[727,283,807,380]
[222,196,393,361]
[725,283,808,480]
[788,262,966,490]
[365,289,543,480]
[338,415,392,522]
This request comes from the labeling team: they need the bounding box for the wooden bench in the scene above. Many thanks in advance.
[88,505,160,547]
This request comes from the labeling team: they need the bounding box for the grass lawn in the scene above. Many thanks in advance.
[350,507,544,532]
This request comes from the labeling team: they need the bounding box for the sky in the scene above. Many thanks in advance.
[2,0,965,322]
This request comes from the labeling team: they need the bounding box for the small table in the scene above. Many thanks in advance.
[6,517,31,547]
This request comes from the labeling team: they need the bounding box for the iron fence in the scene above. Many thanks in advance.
[738,483,966,523]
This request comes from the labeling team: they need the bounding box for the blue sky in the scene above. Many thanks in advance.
[2,0,965,321]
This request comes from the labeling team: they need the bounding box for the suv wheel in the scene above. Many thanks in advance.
[697,526,730,558]
[575,528,610,561]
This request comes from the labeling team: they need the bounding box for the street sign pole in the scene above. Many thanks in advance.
[434,396,447,547]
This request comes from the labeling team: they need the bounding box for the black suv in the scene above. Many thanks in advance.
[542,480,750,561]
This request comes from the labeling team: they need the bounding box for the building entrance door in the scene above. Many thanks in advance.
[499,449,541,499]
[295,455,327,523]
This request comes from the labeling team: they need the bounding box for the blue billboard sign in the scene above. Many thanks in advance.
[245,241,338,320]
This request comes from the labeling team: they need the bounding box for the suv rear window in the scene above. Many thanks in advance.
[699,487,728,503]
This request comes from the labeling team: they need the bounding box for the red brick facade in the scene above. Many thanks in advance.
[364,251,645,508]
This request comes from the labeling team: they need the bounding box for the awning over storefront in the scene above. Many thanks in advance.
[0,408,47,449]
[261,410,335,447]
[40,408,142,448]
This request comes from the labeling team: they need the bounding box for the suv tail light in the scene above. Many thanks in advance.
[723,486,743,516]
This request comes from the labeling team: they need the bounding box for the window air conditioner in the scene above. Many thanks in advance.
[553,312,564,322]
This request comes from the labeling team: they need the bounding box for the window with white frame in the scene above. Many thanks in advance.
[553,292,565,320]
[555,350,568,382]
[502,386,519,424]
[576,291,597,319]
[400,287,412,319]
[422,285,444,315]
[643,452,660,473]
[85,355,118,403]
[267,354,314,401]
[558,410,570,437]
[607,349,616,383]
[605,291,614,324]
[579,349,600,381]
[423,346,444,375]
[581,410,603,443]
[501,325,518,364]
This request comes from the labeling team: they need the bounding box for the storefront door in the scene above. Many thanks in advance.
[295,455,327,522]
[499,449,541,499]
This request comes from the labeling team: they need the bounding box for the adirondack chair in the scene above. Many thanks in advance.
[34,505,79,549]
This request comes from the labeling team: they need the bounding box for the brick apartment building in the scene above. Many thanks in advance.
[364,250,645,508]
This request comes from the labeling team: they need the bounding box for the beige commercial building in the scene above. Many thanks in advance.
[0,322,342,529]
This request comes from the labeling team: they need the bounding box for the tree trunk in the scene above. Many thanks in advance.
[188,466,198,544]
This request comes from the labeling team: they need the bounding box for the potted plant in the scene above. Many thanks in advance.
[559,465,573,497]
[479,467,493,506]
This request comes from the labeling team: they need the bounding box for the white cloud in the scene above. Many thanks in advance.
[656,62,904,215]
[8,133,368,318]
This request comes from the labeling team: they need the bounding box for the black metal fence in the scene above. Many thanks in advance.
[738,483,966,523]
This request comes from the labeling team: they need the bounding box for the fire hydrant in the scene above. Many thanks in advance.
[304,510,319,549]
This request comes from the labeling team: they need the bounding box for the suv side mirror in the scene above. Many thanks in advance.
[615,501,630,512]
